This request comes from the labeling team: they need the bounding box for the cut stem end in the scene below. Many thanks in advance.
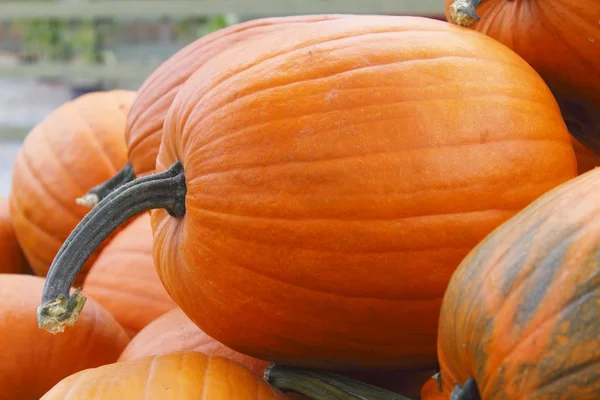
[448,0,484,27]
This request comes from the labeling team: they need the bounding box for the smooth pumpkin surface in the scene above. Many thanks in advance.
[572,136,600,175]
[0,196,29,274]
[118,307,269,375]
[437,167,600,399]
[0,274,129,400]
[125,14,351,178]
[150,15,577,369]
[84,212,176,336]
[445,0,600,154]
[9,90,135,282]
[41,351,288,400]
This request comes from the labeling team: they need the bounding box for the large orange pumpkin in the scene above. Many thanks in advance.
[118,307,269,375]
[445,0,600,154]
[38,16,577,370]
[81,15,351,205]
[435,167,600,399]
[0,196,29,274]
[83,212,176,336]
[0,274,129,400]
[9,90,135,282]
[41,351,288,399]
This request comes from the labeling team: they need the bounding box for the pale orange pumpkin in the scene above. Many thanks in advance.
[1,274,129,400]
[83,212,176,336]
[0,196,29,274]
[41,351,288,399]
[9,90,135,282]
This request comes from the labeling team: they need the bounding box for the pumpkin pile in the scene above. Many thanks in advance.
[0,11,597,399]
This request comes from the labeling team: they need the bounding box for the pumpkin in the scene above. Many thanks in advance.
[445,0,600,154]
[9,90,135,283]
[83,212,177,336]
[0,196,29,274]
[38,15,577,370]
[81,14,352,205]
[421,376,445,400]
[434,167,600,398]
[0,274,129,400]
[118,307,269,375]
[41,351,288,399]
[572,137,600,175]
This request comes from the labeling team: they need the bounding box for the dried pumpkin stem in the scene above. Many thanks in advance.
[451,378,480,400]
[38,161,186,334]
[264,365,414,400]
[448,0,485,27]
[76,161,136,208]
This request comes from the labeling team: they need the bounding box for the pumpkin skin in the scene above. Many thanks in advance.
[83,212,177,336]
[0,196,29,274]
[421,377,445,400]
[9,90,135,281]
[118,307,269,375]
[41,351,288,400]
[125,14,351,178]
[572,137,600,175]
[436,167,600,399]
[0,274,129,400]
[445,0,600,154]
[151,15,577,370]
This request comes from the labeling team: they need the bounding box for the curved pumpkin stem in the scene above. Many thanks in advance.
[38,161,186,334]
[451,378,480,400]
[264,364,415,400]
[76,162,136,208]
[448,0,485,27]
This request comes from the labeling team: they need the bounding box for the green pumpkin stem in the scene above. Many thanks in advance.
[38,161,186,334]
[264,364,415,400]
[448,0,485,27]
[451,378,481,400]
[76,161,136,208]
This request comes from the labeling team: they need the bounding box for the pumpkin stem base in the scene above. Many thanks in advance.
[264,364,415,400]
[451,377,481,400]
[38,161,186,333]
[448,0,485,27]
[76,161,136,208]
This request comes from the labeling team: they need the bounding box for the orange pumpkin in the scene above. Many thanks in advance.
[118,307,269,375]
[41,351,288,399]
[38,16,576,370]
[9,90,135,282]
[82,15,352,204]
[1,274,129,400]
[421,376,445,400]
[0,196,29,274]
[435,167,600,398]
[84,212,176,336]
[572,136,600,175]
[445,0,600,154]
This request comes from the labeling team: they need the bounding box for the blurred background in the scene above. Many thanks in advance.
[0,0,445,196]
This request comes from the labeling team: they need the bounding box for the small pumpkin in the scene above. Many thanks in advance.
[41,351,288,399]
[435,167,600,398]
[38,16,576,370]
[0,274,129,400]
[83,212,177,336]
[445,0,600,154]
[81,14,352,205]
[420,376,445,400]
[9,90,135,282]
[0,196,29,274]
[118,307,269,375]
